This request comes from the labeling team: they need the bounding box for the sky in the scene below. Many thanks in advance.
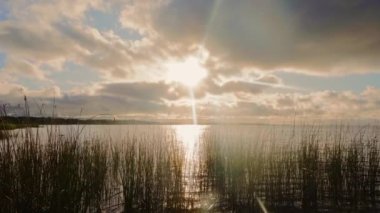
[0,0,380,123]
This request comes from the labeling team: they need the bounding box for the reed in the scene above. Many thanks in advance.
[199,125,380,212]
[0,122,379,212]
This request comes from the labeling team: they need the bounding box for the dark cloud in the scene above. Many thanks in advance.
[98,79,269,102]
[257,75,282,85]
[98,81,188,101]
[287,0,380,34]
[0,21,71,60]
[55,95,167,115]
[132,0,380,74]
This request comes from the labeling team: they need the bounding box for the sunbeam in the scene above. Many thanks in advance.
[202,0,223,45]
[189,89,197,125]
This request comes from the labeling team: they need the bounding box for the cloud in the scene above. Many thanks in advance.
[119,0,165,35]
[257,75,282,85]
[0,21,70,61]
[7,0,102,23]
[120,0,380,75]
[202,80,265,96]
[1,80,379,121]
[54,95,168,116]
[1,57,47,80]
[98,78,275,102]
[98,81,187,101]
[0,0,380,121]
[260,88,380,118]
[0,81,61,98]
[0,0,168,81]
[3,0,380,78]
[0,81,24,96]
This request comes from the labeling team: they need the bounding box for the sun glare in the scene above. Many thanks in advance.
[167,57,207,87]
[173,125,206,195]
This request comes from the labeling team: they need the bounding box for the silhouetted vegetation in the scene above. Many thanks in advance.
[1,120,380,212]
[0,126,186,212]
[199,125,380,212]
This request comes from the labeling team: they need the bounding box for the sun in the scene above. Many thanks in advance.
[166,57,208,87]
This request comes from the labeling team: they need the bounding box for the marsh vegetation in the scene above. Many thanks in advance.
[0,124,379,212]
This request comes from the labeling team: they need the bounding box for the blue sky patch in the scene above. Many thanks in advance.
[0,2,9,21]
[0,52,6,69]
[17,76,50,90]
[85,8,142,41]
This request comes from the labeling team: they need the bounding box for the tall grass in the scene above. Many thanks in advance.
[199,125,380,212]
[0,130,109,212]
[0,126,187,212]
[0,123,379,212]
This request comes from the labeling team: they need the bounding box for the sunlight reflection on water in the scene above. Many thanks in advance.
[171,125,215,209]
[172,125,204,190]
